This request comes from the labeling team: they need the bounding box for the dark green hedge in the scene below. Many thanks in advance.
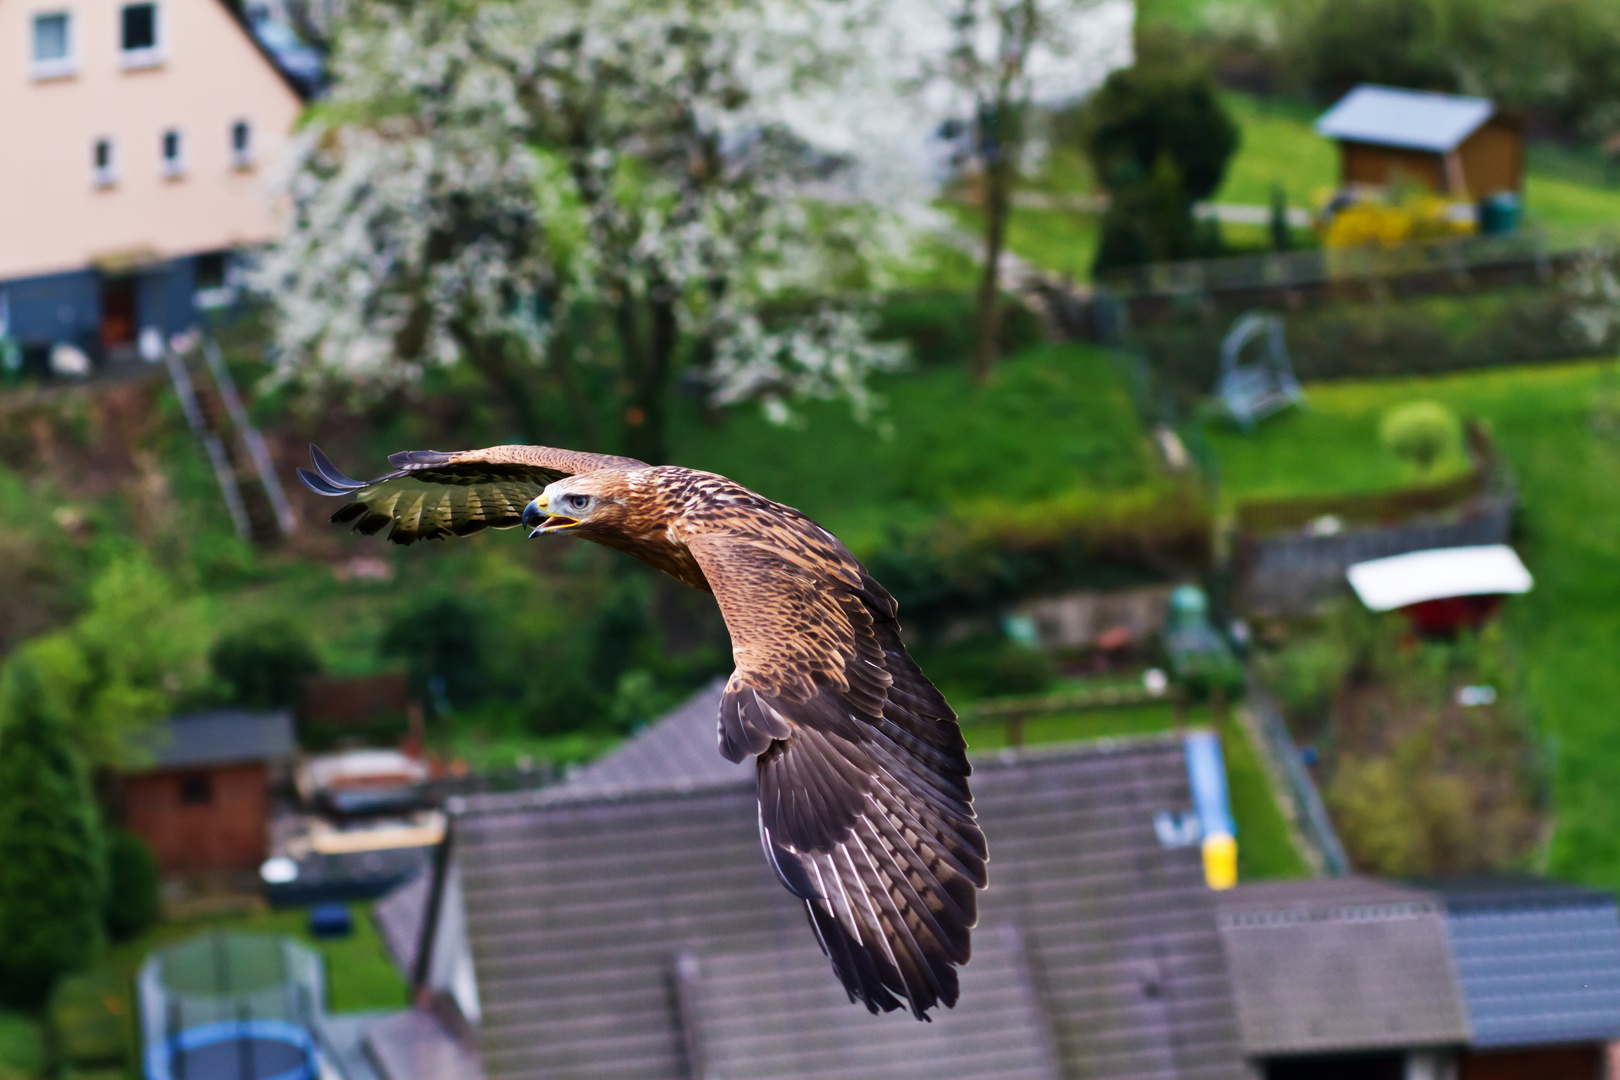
[1133,285,1587,407]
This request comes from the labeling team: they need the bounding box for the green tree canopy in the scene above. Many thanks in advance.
[210,618,322,709]
[1083,64,1239,205]
[1082,63,1238,274]
[23,553,208,766]
[0,655,107,1007]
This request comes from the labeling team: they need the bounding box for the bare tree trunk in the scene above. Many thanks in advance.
[973,155,1013,386]
[452,323,547,442]
[624,288,678,464]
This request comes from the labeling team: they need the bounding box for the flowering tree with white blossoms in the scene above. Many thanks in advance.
[257,0,915,461]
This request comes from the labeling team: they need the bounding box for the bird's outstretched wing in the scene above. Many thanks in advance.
[296,444,646,545]
[686,516,987,1021]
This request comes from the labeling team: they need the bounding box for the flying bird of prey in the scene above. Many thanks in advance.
[298,444,988,1019]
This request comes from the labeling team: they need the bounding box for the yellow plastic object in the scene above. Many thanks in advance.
[1202,832,1238,890]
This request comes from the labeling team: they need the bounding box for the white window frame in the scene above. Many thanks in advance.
[92,136,117,188]
[159,126,185,179]
[30,10,77,80]
[229,119,254,171]
[118,1,162,69]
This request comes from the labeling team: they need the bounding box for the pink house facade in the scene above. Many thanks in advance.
[0,0,310,374]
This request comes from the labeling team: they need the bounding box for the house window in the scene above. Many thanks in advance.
[91,136,116,187]
[178,771,213,805]
[31,11,76,78]
[160,127,184,178]
[230,119,253,170]
[119,2,160,67]
[194,252,237,309]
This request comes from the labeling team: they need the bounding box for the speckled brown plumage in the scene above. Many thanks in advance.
[298,444,988,1020]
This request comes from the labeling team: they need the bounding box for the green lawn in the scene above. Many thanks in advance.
[0,1011,43,1080]
[1522,174,1620,232]
[671,341,1160,556]
[1203,359,1620,887]
[1203,399,1472,508]
[1216,94,1340,209]
[963,701,1307,881]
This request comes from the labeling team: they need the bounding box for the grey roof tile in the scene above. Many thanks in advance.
[1216,878,1469,1056]
[1431,880,1620,1048]
[373,869,431,977]
[456,736,1247,1080]
[679,925,1061,1080]
[364,1008,484,1080]
[461,679,742,814]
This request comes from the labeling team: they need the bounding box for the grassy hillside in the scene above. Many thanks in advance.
[1203,359,1620,887]
[671,342,1160,554]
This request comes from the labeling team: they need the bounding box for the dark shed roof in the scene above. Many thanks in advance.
[454,736,1246,1080]
[1429,878,1620,1048]
[1216,878,1469,1056]
[127,710,296,771]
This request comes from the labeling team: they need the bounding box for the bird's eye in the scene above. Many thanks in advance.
[566,494,591,512]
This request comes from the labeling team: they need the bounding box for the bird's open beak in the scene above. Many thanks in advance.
[521,495,579,537]
[522,495,580,537]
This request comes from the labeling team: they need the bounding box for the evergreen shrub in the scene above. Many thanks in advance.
[0,658,106,1007]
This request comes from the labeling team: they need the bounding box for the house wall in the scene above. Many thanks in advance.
[1340,142,1446,194]
[1456,120,1523,196]
[122,761,270,873]
[1459,1045,1601,1080]
[1,268,102,353]
[0,0,303,282]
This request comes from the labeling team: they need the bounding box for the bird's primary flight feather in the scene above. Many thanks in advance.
[298,444,987,1019]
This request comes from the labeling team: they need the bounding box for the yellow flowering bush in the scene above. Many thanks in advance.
[1322,190,1474,249]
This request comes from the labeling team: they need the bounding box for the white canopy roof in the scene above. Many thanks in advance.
[1316,85,1494,153]
[1347,544,1532,612]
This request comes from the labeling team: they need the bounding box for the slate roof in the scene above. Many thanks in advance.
[1315,85,1495,153]
[676,924,1062,1080]
[532,677,744,803]
[364,1008,485,1080]
[374,870,432,978]
[374,681,740,981]
[1215,878,1469,1056]
[1430,878,1620,1048]
[127,709,296,771]
[454,736,1247,1080]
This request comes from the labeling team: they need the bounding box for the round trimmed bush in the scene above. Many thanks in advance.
[1380,401,1462,476]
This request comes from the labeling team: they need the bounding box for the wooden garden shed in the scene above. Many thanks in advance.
[1316,85,1523,200]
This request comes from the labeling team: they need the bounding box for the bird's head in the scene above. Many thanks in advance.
[522,472,633,537]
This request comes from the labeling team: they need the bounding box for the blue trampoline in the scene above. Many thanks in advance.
[160,1019,317,1080]
[139,933,327,1080]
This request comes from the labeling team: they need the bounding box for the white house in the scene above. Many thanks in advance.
[0,0,309,373]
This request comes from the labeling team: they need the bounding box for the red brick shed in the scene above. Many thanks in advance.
[121,710,295,874]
